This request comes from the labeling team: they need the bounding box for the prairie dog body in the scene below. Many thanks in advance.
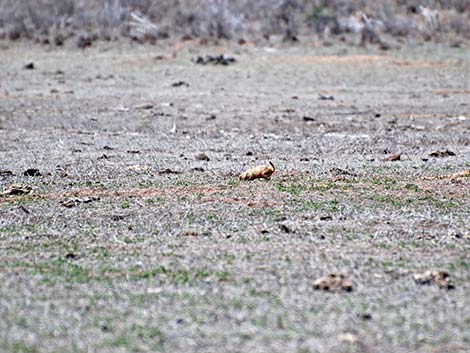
[239,162,275,181]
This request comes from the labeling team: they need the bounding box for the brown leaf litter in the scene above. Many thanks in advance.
[60,196,99,208]
[1,184,32,196]
[420,169,470,181]
[383,153,401,161]
[329,167,357,181]
[0,184,278,209]
[239,162,276,181]
[429,149,455,157]
[432,89,470,96]
[330,167,357,177]
[195,153,210,161]
[313,273,353,292]
[413,270,455,290]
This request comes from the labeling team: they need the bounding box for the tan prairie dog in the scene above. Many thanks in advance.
[239,161,276,181]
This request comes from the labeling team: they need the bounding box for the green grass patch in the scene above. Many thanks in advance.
[300,199,339,212]
[248,288,283,306]
[310,180,338,192]
[120,200,131,209]
[130,266,228,284]
[446,260,470,272]
[276,182,305,195]
[145,197,163,205]
[370,176,398,190]
[372,194,414,208]
[0,224,41,236]
[405,183,420,192]
[36,258,94,285]
[105,324,165,351]
[1,341,40,353]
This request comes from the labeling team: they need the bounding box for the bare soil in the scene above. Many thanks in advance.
[0,40,469,353]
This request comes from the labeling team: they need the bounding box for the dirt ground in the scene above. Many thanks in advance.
[0,40,469,353]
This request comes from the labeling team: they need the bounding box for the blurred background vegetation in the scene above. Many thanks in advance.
[0,0,468,47]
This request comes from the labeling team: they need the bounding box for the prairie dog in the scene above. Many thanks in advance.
[239,161,275,181]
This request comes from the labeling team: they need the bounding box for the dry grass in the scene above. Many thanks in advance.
[0,35,469,353]
[0,0,469,46]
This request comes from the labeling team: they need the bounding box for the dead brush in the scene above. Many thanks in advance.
[129,11,168,42]
[239,161,276,181]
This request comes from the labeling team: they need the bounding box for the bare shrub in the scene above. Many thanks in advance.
[0,0,468,44]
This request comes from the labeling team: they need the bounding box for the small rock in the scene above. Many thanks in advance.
[206,114,217,121]
[330,167,357,177]
[60,199,79,208]
[23,168,41,177]
[111,215,125,221]
[1,184,32,196]
[95,74,114,81]
[246,151,253,156]
[60,196,98,208]
[158,168,182,175]
[127,150,140,154]
[195,153,210,161]
[281,108,295,113]
[359,313,372,320]
[181,230,199,237]
[303,116,315,122]
[192,54,236,66]
[171,81,189,87]
[0,170,13,176]
[77,34,94,49]
[81,197,98,204]
[313,273,353,292]
[24,62,35,70]
[413,270,455,290]
[279,224,291,233]
[429,149,455,157]
[319,214,333,221]
[383,153,401,161]
[54,33,65,46]
[65,253,77,260]
[127,165,150,172]
[135,103,154,110]
[337,332,359,344]
[318,93,334,101]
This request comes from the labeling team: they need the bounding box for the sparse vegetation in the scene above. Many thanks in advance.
[0,0,469,46]
[0,28,469,353]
